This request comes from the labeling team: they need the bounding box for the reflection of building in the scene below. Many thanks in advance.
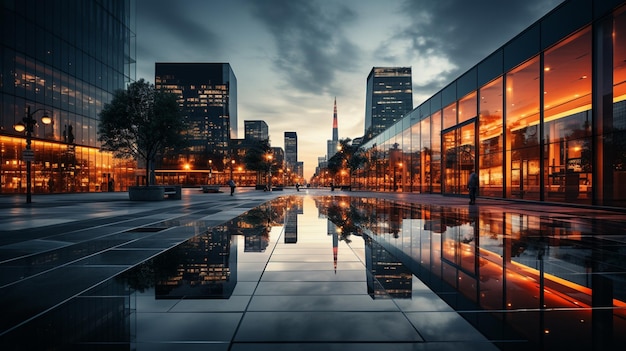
[154,226,237,299]
[356,1,626,209]
[365,67,413,138]
[284,213,297,244]
[155,63,238,169]
[1,1,136,194]
[364,236,412,299]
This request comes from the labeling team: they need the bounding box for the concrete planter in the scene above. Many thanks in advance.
[128,186,165,201]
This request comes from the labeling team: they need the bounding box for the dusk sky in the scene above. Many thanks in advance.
[135,0,563,180]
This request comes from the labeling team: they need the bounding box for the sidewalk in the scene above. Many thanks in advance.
[2,187,625,349]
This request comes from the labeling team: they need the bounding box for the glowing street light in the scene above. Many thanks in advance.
[265,153,273,191]
[14,106,53,204]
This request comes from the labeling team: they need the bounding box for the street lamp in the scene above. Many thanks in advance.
[13,106,52,204]
[230,159,235,180]
[265,153,273,191]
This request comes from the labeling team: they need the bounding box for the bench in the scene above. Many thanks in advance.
[128,185,181,201]
[201,185,221,193]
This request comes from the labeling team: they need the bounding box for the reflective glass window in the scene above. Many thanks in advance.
[458,91,477,124]
[543,27,592,203]
[506,57,540,200]
[479,77,504,197]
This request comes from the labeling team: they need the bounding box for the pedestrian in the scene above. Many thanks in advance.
[468,170,479,205]
[228,179,236,196]
[296,182,300,191]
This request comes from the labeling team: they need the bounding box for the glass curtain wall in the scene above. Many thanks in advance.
[609,7,626,206]
[543,28,592,204]
[431,110,442,193]
[353,3,626,209]
[505,57,541,200]
[479,78,504,197]
[420,116,431,193]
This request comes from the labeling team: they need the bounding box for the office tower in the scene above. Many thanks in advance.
[327,98,339,159]
[284,131,298,171]
[0,1,135,194]
[155,63,237,169]
[245,120,269,142]
[365,67,413,138]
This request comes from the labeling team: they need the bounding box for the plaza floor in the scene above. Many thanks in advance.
[0,187,624,350]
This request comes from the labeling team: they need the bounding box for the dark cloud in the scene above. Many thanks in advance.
[135,0,222,77]
[247,0,361,96]
[392,0,564,97]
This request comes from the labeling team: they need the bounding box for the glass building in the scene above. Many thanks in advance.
[356,0,626,209]
[365,67,413,139]
[284,131,297,170]
[244,120,269,142]
[0,0,136,194]
[155,63,238,171]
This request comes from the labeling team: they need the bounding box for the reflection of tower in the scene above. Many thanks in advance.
[327,219,339,273]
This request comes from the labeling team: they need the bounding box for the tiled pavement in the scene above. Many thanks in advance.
[1,187,624,350]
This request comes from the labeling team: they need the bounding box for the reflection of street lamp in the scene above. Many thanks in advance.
[14,106,52,204]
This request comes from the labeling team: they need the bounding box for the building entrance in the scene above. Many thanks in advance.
[442,121,475,195]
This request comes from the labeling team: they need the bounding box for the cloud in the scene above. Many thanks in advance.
[384,0,564,99]
[247,0,361,96]
[135,0,224,80]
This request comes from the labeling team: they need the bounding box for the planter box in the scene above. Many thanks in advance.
[128,186,165,201]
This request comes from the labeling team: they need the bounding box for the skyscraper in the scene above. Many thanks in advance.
[365,67,413,138]
[0,1,135,194]
[155,63,237,169]
[285,131,302,181]
[327,98,339,159]
[284,131,298,170]
[245,120,269,142]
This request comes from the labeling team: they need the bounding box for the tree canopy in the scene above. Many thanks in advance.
[98,79,187,185]
[327,138,366,188]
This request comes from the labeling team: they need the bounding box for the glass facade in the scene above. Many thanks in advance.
[365,67,413,139]
[357,0,626,209]
[1,0,135,194]
[155,63,238,172]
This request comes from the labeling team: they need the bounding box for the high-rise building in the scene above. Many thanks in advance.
[284,131,298,169]
[365,67,413,138]
[0,1,135,194]
[155,63,237,169]
[245,120,269,142]
[327,98,339,159]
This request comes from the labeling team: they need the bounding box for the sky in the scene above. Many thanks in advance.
[135,0,564,180]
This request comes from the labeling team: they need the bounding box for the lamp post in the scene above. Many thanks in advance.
[230,159,235,180]
[14,106,52,204]
[266,153,273,191]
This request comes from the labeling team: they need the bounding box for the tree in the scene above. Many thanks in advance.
[327,138,366,189]
[98,79,187,185]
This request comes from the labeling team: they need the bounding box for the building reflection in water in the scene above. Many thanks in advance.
[317,195,626,351]
[5,195,625,350]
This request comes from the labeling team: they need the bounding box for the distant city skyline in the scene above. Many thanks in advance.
[135,0,564,179]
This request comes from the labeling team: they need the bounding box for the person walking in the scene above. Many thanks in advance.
[468,170,479,205]
[228,179,236,196]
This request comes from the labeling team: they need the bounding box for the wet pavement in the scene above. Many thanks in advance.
[0,187,625,350]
